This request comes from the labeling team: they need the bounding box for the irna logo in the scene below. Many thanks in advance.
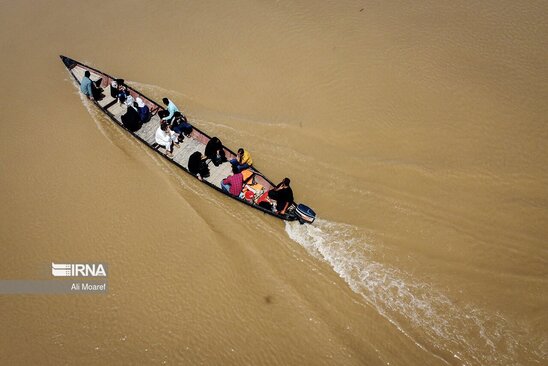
[51,263,107,277]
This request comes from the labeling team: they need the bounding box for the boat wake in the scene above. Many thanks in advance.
[285,219,543,366]
[71,77,543,365]
[127,81,189,103]
[67,76,126,145]
[76,90,114,141]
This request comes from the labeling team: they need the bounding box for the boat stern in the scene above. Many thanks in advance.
[290,203,316,224]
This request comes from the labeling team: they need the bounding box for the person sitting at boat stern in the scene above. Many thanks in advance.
[268,178,294,215]
[155,121,179,158]
[171,112,193,139]
[221,165,243,196]
[204,137,226,166]
[121,103,142,132]
[188,152,210,180]
[230,148,253,172]
[161,97,179,123]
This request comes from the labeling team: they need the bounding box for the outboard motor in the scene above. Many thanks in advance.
[294,203,316,224]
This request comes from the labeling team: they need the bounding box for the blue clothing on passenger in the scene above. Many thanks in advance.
[172,121,192,135]
[229,159,250,173]
[117,89,128,103]
[162,100,179,121]
[80,76,93,97]
[138,105,150,122]
[221,183,231,193]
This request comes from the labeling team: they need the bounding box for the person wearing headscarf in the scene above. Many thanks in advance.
[135,97,150,123]
[121,102,142,132]
[188,151,210,180]
[204,137,226,166]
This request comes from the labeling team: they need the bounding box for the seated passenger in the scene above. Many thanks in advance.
[135,97,150,123]
[158,110,168,120]
[204,137,226,167]
[230,148,253,172]
[80,71,103,101]
[267,178,294,215]
[92,78,104,100]
[161,97,179,123]
[117,84,129,105]
[116,83,133,106]
[221,165,244,196]
[124,91,134,106]
[188,151,210,180]
[80,71,93,100]
[121,103,142,132]
[110,79,121,98]
[155,121,179,158]
[170,112,193,139]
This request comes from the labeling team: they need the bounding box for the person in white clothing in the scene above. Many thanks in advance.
[124,93,135,106]
[155,121,179,157]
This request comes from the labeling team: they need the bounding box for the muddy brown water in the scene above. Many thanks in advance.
[0,1,546,365]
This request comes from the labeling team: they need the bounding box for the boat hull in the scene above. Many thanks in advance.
[59,55,306,222]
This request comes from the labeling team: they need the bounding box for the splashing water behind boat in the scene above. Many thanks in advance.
[285,219,544,365]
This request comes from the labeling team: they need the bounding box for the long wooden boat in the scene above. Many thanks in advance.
[60,55,316,224]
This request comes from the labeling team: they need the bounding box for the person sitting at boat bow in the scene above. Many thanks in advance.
[155,121,179,158]
[161,97,179,123]
[230,148,253,172]
[267,178,294,215]
[221,165,244,196]
[81,70,102,101]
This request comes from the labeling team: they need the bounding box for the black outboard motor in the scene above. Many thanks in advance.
[293,203,316,224]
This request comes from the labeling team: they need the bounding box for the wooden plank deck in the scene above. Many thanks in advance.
[71,65,258,192]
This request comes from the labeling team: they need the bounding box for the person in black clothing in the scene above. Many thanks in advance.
[117,83,130,105]
[121,103,142,132]
[204,137,226,166]
[268,178,294,215]
[110,79,123,98]
[158,110,168,119]
[92,79,104,100]
[171,112,193,141]
[188,151,210,181]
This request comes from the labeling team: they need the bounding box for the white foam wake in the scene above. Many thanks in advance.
[71,76,542,364]
[285,219,542,366]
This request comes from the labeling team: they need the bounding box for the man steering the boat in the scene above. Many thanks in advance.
[268,178,294,216]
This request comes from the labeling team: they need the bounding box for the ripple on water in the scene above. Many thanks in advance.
[285,219,544,365]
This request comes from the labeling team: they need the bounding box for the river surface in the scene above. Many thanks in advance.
[0,1,547,365]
